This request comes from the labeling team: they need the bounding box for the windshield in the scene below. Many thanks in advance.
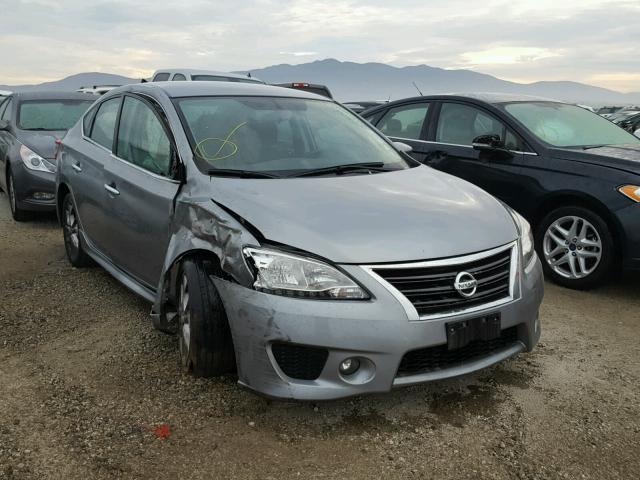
[503,102,640,148]
[191,75,262,84]
[18,100,94,131]
[175,96,410,175]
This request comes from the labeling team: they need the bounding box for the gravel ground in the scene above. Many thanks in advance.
[0,191,639,480]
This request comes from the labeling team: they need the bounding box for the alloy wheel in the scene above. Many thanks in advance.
[543,215,602,280]
[178,274,191,368]
[64,200,80,250]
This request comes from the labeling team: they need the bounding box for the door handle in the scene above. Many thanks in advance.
[72,163,82,173]
[104,183,120,196]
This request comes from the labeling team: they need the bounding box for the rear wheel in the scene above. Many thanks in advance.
[62,193,92,267]
[177,258,236,376]
[7,170,28,222]
[536,206,614,289]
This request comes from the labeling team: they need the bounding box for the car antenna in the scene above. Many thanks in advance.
[412,81,423,96]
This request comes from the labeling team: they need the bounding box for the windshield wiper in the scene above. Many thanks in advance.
[288,162,392,178]
[581,145,607,150]
[207,168,280,179]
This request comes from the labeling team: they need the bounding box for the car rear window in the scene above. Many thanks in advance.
[18,100,94,131]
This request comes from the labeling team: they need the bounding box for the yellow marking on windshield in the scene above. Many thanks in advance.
[195,121,247,162]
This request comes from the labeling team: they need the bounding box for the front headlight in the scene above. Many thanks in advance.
[507,208,535,267]
[618,185,640,203]
[20,145,56,173]
[243,247,369,299]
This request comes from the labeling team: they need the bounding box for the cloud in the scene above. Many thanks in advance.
[0,0,638,91]
[279,51,318,57]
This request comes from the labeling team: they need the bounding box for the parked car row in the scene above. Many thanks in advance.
[0,91,94,220]
[0,79,637,401]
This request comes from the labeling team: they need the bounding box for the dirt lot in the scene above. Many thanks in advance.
[0,192,638,480]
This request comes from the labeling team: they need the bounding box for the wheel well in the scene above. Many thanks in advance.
[56,183,70,225]
[532,193,623,253]
[165,250,227,304]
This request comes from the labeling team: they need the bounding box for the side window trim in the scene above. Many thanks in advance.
[82,104,98,137]
[1,98,14,122]
[0,99,7,119]
[112,93,180,182]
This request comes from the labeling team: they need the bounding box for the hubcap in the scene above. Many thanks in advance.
[178,274,191,366]
[543,215,602,280]
[64,201,80,249]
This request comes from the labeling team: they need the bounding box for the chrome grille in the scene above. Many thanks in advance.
[370,244,515,319]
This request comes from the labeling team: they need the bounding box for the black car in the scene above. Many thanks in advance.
[343,100,388,114]
[0,91,94,220]
[363,93,640,289]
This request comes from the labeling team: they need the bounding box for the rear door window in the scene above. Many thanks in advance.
[152,72,170,82]
[436,103,515,146]
[116,96,172,176]
[172,73,187,81]
[89,97,121,150]
[377,103,429,140]
[436,102,518,149]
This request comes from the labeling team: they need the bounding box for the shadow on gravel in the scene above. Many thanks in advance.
[243,356,541,435]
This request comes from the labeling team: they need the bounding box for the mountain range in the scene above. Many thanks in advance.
[2,59,638,106]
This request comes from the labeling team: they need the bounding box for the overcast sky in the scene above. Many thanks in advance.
[1,0,638,91]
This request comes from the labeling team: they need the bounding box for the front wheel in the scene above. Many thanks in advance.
[177,258,236,376]
[7,170,28,222]
[536,206,614,289]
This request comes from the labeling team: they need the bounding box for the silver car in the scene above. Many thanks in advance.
[55,82,544,400]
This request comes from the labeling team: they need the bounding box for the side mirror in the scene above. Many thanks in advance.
[634,129,640,139]
[392,141,413,154]
[472,134,503,151]
[0,120,9,131]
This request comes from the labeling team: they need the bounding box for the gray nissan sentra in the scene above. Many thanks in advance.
[55,82,544,400]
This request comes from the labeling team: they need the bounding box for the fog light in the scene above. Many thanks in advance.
[339,358,360,376]
[33,192,54,200]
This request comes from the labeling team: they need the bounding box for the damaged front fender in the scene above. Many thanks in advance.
[151,196,259,332]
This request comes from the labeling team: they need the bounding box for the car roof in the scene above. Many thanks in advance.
[152,69,261,81]
[371,92,563,106]
[8,91,96,102]
[120,81,333,101]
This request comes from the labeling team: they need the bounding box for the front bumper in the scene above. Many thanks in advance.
[12,162,56,212]
[214,253,544,401]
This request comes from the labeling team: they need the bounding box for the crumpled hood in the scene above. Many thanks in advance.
[551,144,640,175]
[17,130,65,159]
[210,166,518,264]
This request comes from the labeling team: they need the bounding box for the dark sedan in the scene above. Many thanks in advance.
[363,93,640,289]
[0,91,94,220]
